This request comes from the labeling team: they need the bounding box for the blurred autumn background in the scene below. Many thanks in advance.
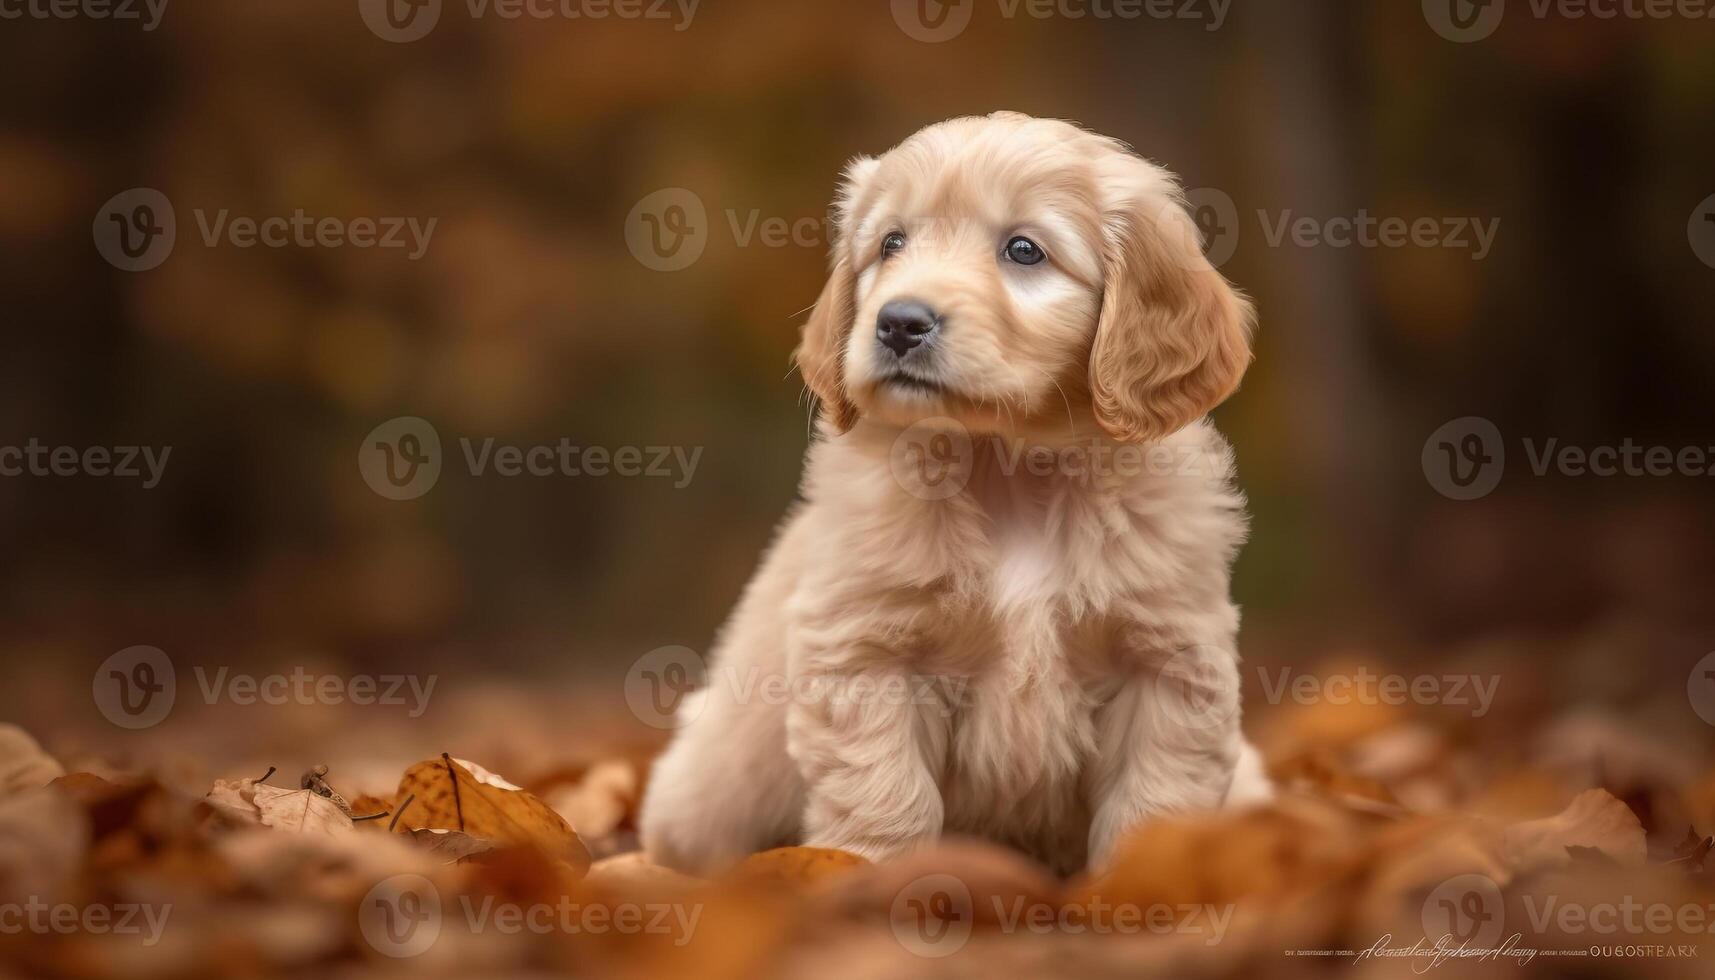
[3,0,1713,766]
[3,2,1715,978]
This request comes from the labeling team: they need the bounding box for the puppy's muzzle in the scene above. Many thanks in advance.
[875,299,940,358]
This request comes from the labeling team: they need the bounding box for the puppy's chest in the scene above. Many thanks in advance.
[932,607,1106,863]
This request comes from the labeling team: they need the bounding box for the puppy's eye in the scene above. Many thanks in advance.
[881,232,907,258]
[1004,236,1046,266]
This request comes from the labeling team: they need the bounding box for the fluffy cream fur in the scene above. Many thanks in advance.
[640,112,1270,876]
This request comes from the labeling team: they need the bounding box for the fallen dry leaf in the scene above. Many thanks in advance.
[545,758,638,843]
[1501,788,1647,873]
[0,788,88,904]
[727,846,870,888]
[393,754,591,876]
[407,827,497,861]
[585,851,705,897]
[1667,825,1713,874]
[0,724,65,792]
[205,775,355,835]
[818,838,1059,929]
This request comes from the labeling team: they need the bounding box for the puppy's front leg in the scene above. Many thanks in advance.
[1087,642,1242,867]
[786,657,948,862]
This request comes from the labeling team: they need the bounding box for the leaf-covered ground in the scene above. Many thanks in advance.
[3,674,1714,980]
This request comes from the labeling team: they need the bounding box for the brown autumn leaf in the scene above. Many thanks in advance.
[818,838,1058,928]
[726,846,869,888]
[1667,826,1712,874]
[407,827,497,861]
[0,788,88,904]
[584,851,705,901]
[205,777,355,835]
[545,758,639,843]
[346,793,396,829]
[0,724,64,793]
[393,754,591,876]
[1502,788,1647,873]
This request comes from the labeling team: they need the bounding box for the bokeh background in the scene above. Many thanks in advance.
[2,0,1714,775]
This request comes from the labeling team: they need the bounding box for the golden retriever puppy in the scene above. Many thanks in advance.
[640,112,1269,876]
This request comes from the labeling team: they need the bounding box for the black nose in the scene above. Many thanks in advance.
[876,300,940,357]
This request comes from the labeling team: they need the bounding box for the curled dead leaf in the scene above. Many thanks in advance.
[727,846,869,888]
[0,789,88,904]
[1502,788,1646,873]
[393,754,591,876]
[0,724,65,792]
[407,827,497,862]
[585,851,705,899]
[205,774,355,835]
[545,759,638,844]
[817,837,1058,929]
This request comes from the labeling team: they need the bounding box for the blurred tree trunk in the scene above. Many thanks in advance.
[1242,3,1392,619]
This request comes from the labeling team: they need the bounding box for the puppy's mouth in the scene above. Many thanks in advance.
[878,372,948,396]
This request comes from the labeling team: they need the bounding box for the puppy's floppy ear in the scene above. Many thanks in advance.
[1089,165,1255,443]
[796,156,879,433]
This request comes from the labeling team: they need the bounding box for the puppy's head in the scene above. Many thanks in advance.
[796,112,1253,443]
